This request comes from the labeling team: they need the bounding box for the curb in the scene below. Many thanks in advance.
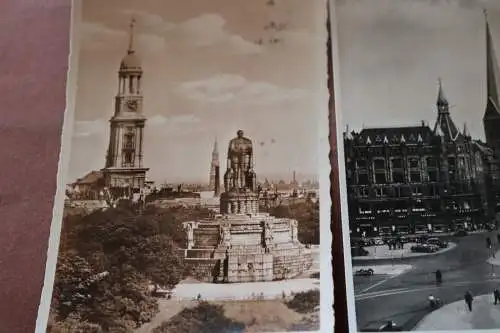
[352,242,457,265]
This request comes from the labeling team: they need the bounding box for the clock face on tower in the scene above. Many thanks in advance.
[126,99,138,112]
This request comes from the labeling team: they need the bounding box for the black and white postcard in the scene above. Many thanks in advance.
[333,0,500,332]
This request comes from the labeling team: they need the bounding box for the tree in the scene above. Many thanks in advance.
[153,302,245,333]
[49,314,103,333]
[267,202,320,244]
[51,205,195,330]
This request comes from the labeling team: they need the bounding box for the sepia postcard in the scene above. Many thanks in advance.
[333,0,500,332]
[36,0,332,332]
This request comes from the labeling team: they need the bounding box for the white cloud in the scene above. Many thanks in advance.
[173,13,262,55]
[73,114,200,138]
[120,9,176,31]
[73,119,107,138]
[81,22,166,52]
[175,74,307,105]
[81,12,261,56]
[148,114,200,126]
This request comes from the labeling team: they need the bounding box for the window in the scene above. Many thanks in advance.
[428,170,438,182]
[426,157,437,168]
[358,187,369,197]
[375,173,387,184]
[356,159,367,169]
[358,173,369,185]
[410,171,421,183]
[374,159,386,169]
[412,186,423,196]
[392,171,404,183]
[391,158,403,169]
[408,158,419,169]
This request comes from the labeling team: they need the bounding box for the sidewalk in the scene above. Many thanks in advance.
[488,249,500,266]
[415,294,500,330]
[353,242,456,260]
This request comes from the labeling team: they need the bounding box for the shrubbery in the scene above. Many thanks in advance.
[153,302,245,333]
[285,289,320,314]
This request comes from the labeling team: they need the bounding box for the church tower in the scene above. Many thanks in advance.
[433,78,460,142]
[483,10,500,157]
[209,139,221,196]
[102,18,149,192]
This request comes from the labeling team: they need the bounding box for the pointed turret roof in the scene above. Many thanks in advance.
[485,10,500,118]
[213,137,218,154]
[433,79,460,141]
[436,78,448,107]
[120,18,142,71]
[463,122,469,137]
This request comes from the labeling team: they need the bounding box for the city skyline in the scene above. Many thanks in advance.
[67,0,327,183]
[336,0,500,139]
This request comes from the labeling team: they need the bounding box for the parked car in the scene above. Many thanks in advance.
[454,230,468,237]
[354,268,374,276]
[411,244,439,253]
[427,238,448,248]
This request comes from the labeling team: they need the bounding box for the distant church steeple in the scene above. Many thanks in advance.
[483,9,500,156]
[209,138,221,196]
[433,78,460,141]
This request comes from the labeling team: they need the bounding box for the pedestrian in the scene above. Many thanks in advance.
[464,291,473,312]
[494,289,500,305]
[435,270,442,285]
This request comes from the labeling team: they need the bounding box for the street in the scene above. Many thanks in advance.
[353,232,500,331]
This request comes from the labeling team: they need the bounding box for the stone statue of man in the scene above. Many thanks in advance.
[226,130,254,190]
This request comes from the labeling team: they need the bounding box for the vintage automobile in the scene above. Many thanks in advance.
[354,268,375,276]
[427,238,448,248]
[411,244,440,253]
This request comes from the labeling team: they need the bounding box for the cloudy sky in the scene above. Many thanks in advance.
[67,0,327,183]
[335,0,500,140]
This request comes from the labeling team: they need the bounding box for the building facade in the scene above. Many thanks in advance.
[101,19,149,194]
[344,81,495,237]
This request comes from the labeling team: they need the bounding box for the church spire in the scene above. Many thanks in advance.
[485,9,500,117]
[213,137,218,154]
[433,78,459,141]
[128,17,136,54]
[437,77,448,107]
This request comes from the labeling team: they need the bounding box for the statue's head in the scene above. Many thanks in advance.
[237,130,244,138]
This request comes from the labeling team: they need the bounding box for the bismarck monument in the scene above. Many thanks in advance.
[182,130,313,283]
